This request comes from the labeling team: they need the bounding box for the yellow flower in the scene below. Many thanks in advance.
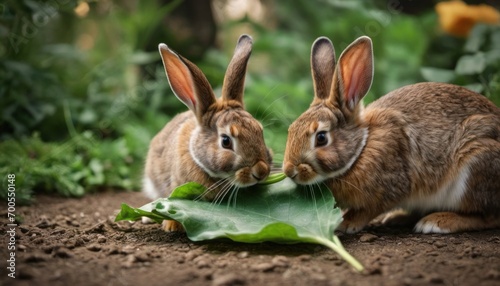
[435,0,500,37]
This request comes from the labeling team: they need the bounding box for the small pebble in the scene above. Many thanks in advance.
[84,222,105,234]
[106,247,120,255]
[97,235,107,243]
[359,233,378,243]
[426,251,439,257]
[134,252,150,262]
[36,219,53,229]
[86,244,102,252]
[24,253,46,263]
[237,251,249,259]
[212,273,245,286]
[122,254,136,268]
[298,254,312,261]
[195,259,210,269]
[433,241,447,248]
[426,274,444,284]
[32,238,44,244]
[486,269,500,280]
[185,250,202,261]
[50,229,66,235]
[252,262,275,272]
[272,255,289,267]
[53,247,73,259]
[121,245,135,254]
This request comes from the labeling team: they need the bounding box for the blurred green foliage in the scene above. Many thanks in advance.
[1,0,498,203]
[0,132,138,204]
[422,24,500,105]
[1,0,175,202]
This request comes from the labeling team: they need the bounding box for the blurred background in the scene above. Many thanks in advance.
[1,0,499,203]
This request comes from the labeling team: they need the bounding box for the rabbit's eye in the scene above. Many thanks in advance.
[221,135,233,150]
[315,131,328,147]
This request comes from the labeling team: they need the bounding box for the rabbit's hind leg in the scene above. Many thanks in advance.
[414,211,500,233]
[416,140,500,234]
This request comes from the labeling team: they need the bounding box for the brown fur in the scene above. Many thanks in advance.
[284,36,500,234]
[144,35,272,231]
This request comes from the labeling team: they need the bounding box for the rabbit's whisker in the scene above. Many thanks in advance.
[212,177,236,208]
[195,177,230,202]
[225,181,240,210]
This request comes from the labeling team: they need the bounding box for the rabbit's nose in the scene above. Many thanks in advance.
[251,160,270,181]
[283,162,298,179]
[252,173,264,181]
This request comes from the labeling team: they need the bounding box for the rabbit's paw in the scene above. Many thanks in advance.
[338,220,365,234]
[162,220,185,232]
[381,209,421,227]
[414,212,456,234]
[338,209,373,234]
[415,212,500,233]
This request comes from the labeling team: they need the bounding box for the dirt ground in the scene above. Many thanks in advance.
[2,190,500,286]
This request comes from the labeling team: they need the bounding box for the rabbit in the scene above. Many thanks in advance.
[283,36,500,234]
[144,35,272,231]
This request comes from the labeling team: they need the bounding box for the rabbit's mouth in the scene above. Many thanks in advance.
[232,176,263,188]
[283,162,324,185]
[234,161,270,187]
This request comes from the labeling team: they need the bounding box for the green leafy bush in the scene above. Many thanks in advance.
[0,0,79,138]
[0,131,144,204]
[0,0,175,202]
[421,24,500,105]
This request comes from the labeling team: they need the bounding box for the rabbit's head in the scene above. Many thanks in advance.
[159,35,272,187]
[283,36,373,184]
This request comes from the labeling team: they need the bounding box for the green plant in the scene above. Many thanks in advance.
[421,24,500,105]
[116,180,364,272]
[0,131,144,204]
[0,1,179,202]
[0,0,79,139]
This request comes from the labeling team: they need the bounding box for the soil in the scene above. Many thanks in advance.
[2,190,500,286]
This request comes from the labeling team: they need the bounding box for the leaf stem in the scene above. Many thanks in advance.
[258,172,287,185]
[316,237,364,272]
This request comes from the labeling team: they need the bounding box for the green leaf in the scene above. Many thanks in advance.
[485,50,500,63]
[116,179,364,271]
[464,24,489,53]
[420,67,456,83]
[490,29,500,50]
[169,182,208,200]
[464,83,484,93]
[226,222,302,243]
[455,53,486,75]
[115,203,167,224]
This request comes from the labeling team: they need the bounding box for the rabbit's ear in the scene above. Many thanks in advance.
[311,37,336,101]
[330,36,373,111]
[159,43,216,120]
[221,34,253,104]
